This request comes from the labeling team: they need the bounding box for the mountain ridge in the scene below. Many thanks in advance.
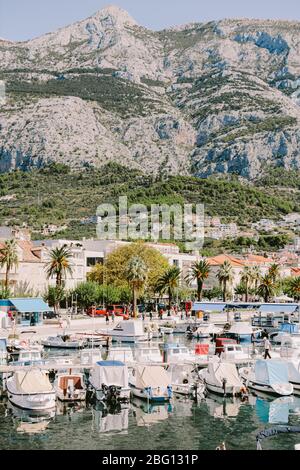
[1,5,300,178]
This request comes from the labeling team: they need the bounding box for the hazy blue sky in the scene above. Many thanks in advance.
[1,0,299,41]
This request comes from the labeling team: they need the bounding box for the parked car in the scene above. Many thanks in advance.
[87,307,107,317]
[107,305,129,320]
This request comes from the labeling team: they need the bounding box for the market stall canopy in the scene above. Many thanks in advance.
[8,298,53,313]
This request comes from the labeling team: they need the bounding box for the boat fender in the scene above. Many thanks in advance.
[167,385,172,399]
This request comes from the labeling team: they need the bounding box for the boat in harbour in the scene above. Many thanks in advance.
[88,360,131,404]
[239,359,294,396]
[99,321,150,343]
[167,363,205,398]
[41,334,87,349]
[135,345,162,364]
[129,365,172,402]
[199,361,244,396]
[54,372,86,402]
[6,370,56,410]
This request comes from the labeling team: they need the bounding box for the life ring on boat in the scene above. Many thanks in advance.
[20,340,28,348]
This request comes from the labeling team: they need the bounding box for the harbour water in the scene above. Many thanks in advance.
[1,336,300,450]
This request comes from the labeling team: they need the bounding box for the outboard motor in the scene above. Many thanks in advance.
[107,385,122,404]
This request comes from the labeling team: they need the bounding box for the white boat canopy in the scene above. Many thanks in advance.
[207,362,243,388]
[91,361,129,388]
[14,370,53,393]
[135,366,171,389]
[254,360,289,385]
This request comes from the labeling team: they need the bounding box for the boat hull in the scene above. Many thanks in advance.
[129,384,171,402]
[204,381,240,397]
[7,389,56,410]
[111,335,149,343]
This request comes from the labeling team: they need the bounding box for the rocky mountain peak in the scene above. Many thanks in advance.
[91,4,138,27]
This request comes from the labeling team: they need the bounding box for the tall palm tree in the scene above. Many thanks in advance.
[257,275,275,303]
[240,266,253,302]
[185,259,210,301]
[156,266,181,312]
[268,263,281,283]
[287,277,300,301]
[250,265,262,291]
[0,239,19,290]
[126,256,148,318]
[217,261,233,302]
[45,245,73,287]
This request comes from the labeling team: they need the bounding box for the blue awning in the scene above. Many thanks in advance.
[8,298,53,313]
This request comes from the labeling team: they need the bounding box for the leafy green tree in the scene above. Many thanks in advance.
[44,285,65,314]
[73,282,99,310]
[101,241,169,294]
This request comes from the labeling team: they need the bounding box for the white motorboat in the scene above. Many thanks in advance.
[89,360,131,403]
[228,322,262,343]
[54,372,86,402]
[220,343,252,364]
[135,346,162,364]
[6,370,56,410]
[106,347,135,363]
[167,363,205,398]
[239,359,294,396]
[10,347,45,366]
[100,321,150,343]
[199,361,244,396]
[192,323,223,339]
[129,365,172,402]
[161,343,209,365]
[41,334,86,349]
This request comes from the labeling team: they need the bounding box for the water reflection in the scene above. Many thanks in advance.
[205,394,243,419]
[248,392,296,424]
[132,398,172,427]
[91,403,129,435]
[7,402,55,435]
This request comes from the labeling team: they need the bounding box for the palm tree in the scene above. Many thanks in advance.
[250,265,262,291]
[126,256,148,318]
[185,259,210,301]
[268,263,280,283]
[240,266,253,302]
[155,266,181,312]
[0,239,19,290]
[217,261,233,302]
[287,277,300,301]
[257,275,275,303]
[45,245,73,288]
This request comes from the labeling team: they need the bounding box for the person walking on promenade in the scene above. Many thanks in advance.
[106,312,109,325]
[263,337,271,359]
[111,311,115,323]
[149,310,153,321]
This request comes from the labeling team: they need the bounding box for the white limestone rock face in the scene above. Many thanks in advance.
[1,8,300,178]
